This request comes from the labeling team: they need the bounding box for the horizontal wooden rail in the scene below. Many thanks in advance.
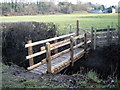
[26,50,46,60]
[41,39,70,51]
[74,34,84,40]
[25,33,75,48]
[96,28,116,32]
[26,34,86,60]
[26,41,70,59]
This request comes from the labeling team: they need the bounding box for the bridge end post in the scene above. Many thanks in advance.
[91,27,94,50]
[70,36,74,67]
[46,42,52,74]
[84,33,87,52]
[93,28,97,50]
[69,24,72,34]
[107,25,110,45]
[76,20,80,44]
[27,40,34,66]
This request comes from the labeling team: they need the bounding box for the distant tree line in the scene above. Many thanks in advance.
[0,1,117,16]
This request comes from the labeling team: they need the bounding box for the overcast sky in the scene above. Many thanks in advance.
[1,0,119,7]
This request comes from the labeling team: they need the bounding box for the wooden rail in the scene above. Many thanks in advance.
[26,32,90,71]
[92,26,118,49]
[25,20,92,73]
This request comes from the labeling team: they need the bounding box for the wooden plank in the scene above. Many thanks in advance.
[70,36,74,66]
[73,50,85,62]
[52,59,71,74]
[25,33,75,48]
[96,28,116,32]
[41,39,70,51]
[74,34,84,40]
[52,49,85,74]
[51,48,70,60]
[46,42,52,73]
[27,40,34,66]
[26,50,46,59]
[27,59,46,70]
[73,42,84,49]
[27,48,71,70]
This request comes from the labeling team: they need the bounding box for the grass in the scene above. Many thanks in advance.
[1,63,120,88]
[0,13,118,34]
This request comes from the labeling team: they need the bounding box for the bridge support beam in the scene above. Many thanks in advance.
[70,36,74,67]
[46,42,52,73]
[27,40,34,66]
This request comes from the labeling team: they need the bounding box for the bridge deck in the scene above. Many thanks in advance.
[30,48,84,75]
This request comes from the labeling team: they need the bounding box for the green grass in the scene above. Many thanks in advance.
[0,13,118,34]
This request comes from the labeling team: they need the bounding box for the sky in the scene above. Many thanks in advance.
[1,0,119,7]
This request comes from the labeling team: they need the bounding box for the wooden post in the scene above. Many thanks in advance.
[70,36,74,67]
[111,22,113,28]
[46,42,52,73]
[117,26,120,43]
[107,25,110,45]
[27,40,34,66]
[84,33,87,52]
[69,24,72,33]
[54,35,58,54]
[76,20,79,44]
[91,27,94,49]
[93,28,97,50]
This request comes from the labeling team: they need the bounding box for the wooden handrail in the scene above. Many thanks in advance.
[26,34,85,60]
[26,41,71,60]
[25,33,75,48]
[27,41,86,70]
[41,39,70,51]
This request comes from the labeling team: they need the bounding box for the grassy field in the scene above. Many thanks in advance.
[0,13,118,34]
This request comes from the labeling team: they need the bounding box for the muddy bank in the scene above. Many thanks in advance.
[61,45,120,78]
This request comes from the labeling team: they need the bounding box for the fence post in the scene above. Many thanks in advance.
[27,40,34,66]
[54,35,58,54]
[76,20,79,44]
[107,25,110,45]
[70,36,74,67]
[93,28,97,50]
[117,26,120,43]
[84,33,87,52]
[91,27,94,49]
[69,24,72,33]
[46,42,52,73]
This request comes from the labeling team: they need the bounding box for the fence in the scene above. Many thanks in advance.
[91,26,118,49]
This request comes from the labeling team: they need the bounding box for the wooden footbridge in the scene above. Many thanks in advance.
[25,21,119,75]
